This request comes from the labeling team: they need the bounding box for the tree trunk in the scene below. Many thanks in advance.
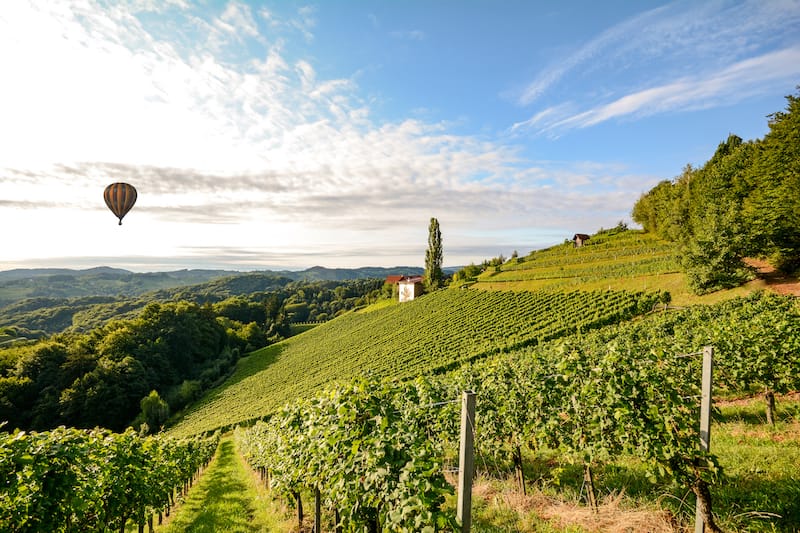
[583,463,598,513]
[693,479,723,533]
[765,390,776,425]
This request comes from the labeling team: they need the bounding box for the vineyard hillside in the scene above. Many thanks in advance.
[168,288,660,436]
[472,228,764,305]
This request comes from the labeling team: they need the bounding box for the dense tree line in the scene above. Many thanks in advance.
[0,279,384,434]
[0,277,384,337]
[632,90,800,293]
[449,254,510,285]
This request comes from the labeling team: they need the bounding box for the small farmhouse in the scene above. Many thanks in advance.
[385,275,424,302]
[572,233,591,248]
[398,276,424,302]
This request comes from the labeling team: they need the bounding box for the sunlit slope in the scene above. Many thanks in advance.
[473,229,759,305]
[479,229,678,286]
[168,288,659,437]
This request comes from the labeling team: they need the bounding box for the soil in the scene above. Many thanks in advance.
[744,258,800,296]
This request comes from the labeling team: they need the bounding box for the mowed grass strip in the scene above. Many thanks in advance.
[160,436,278,533]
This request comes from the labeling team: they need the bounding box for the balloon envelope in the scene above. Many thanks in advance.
[103,183,137,225]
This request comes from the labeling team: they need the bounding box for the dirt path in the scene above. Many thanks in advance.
[745,258,800,296]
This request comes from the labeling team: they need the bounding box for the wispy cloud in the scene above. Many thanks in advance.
[515,0,800,133]
[518,2,673,106]
[515,46,800,133]
[0,1,659,270]
[390,29,425,41]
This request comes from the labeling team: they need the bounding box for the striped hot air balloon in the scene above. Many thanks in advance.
[103,183,137,225]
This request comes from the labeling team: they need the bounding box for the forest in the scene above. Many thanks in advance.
[632,90,800,293]
[0,277,384,433]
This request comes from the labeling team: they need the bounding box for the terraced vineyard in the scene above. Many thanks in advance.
[169,288,660,437]
[474,229,681,291]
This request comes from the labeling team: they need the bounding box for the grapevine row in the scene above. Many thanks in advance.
[172,289,661,436]
[0,427,219,533]
[237,379,456,533]
[236,292,799,531]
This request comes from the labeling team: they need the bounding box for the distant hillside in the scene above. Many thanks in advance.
[467,227,761,306]
[0,268,237,306]
[0,270,396,336]
[168,227,783,437]
[0,265,424,307]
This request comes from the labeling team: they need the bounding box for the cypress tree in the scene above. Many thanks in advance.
[425,217,443,291]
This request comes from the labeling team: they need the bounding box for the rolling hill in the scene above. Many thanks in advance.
[472,227,768,305]
[168,286,661,437]
[0,265,426,307]
[168,228,781,438]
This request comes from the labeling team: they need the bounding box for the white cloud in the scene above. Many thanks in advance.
[515,46,800,134]
[518,3,673,105]
[0,1,653,270]
[219,1,260,39]
[516,0,800,126]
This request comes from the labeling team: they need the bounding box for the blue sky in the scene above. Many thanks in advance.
[1,0,798,271]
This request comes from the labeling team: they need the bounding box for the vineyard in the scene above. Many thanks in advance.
[235,291,800,532]
[471,229,686,293]
[2,225,799,531]
[2,289,798,531]
[0,427,218,532]
[168,288,662,437]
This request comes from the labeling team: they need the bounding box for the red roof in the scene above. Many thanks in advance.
[386,275,424,284]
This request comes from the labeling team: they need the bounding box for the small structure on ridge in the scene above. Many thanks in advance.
[572,233,591,248]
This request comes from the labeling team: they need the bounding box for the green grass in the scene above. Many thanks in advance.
[356,297,398,313]
[456,397,800,532]
[157,436,284,533]
[710,400,800,532]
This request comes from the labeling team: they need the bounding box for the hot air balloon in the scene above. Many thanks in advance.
[103,182,137,225]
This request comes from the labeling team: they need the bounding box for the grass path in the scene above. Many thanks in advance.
[159,435,284,533]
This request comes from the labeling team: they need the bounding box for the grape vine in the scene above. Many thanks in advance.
[0,427,219,532]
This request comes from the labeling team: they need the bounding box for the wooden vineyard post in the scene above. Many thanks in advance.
[457,390,476,533]
[695,346,714,533]
[314,487,322,533]
[294,491,303,531]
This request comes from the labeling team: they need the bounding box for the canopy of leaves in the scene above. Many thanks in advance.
[632,89,800,292]
[0,279,385,433]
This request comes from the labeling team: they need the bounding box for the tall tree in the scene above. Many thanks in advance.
[425,217,443,291]
[744,90,800,272]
